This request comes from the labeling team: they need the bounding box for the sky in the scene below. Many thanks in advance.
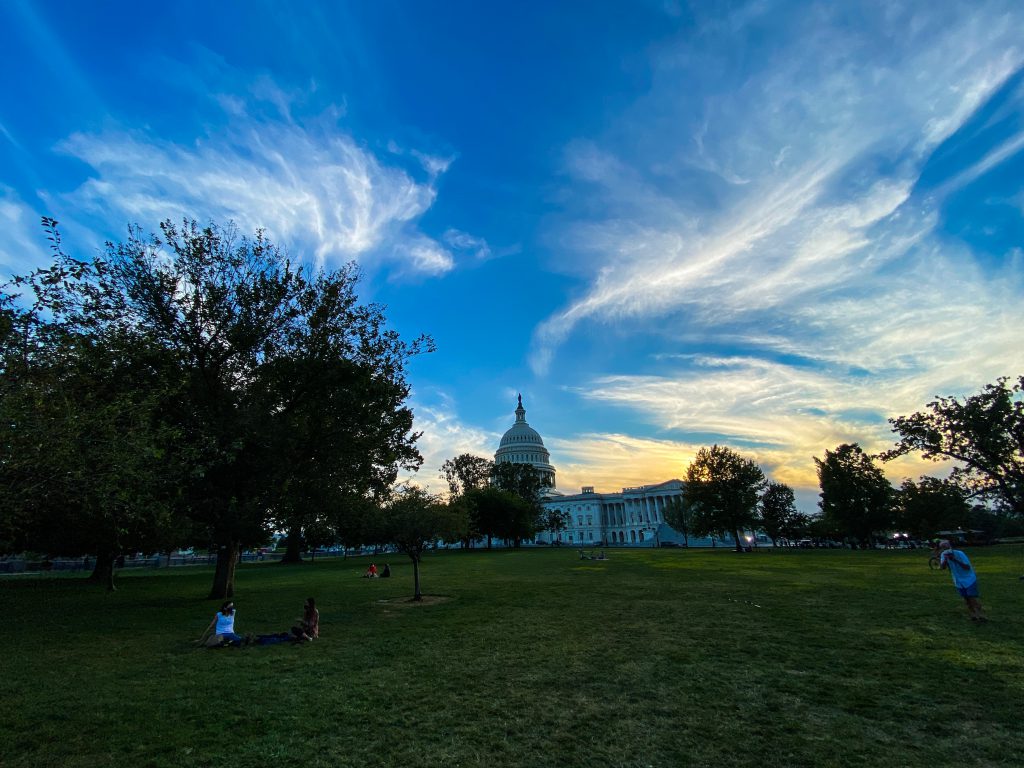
[2,0,1023,511]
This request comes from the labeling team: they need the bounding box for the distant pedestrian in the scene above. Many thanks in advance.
[381,563,391,578]
[938,540,987,622]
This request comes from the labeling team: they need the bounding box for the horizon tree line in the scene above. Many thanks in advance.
[1,216,1021,597]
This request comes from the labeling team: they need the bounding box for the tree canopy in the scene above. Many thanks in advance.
[758,481,807,546]
[0,219,430,596]
[884,376,1024,516]
[815,443,893,544]
[683,445,766,552]
[893,476,969,540]
[440,454,494,499]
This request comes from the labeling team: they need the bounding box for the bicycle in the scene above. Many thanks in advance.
[928,553,940,570]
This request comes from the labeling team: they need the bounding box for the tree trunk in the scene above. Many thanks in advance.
[486,534,492,550]
[88,552,116,591]
[411,554,422,602]
[279,523,304,564]
[209,541,239,599]
[683,529,689,547]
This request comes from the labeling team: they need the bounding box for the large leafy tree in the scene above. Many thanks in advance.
[260,277,426,565]
[893,476,969,539]
[757,481,807,546]
[683,445,766,552]
[461,485,538,548]
[537,506,569,542]
[491,461,544,502]
[489,462,544,546]
[440,454,494,498]
[4,219,429,598]
[0,232,183,589]
[369,486,467,601]
[815,443,893,545]
[439,453,494,547]
[884,377,1024,516]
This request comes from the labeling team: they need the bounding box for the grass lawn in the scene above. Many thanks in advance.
[2,546,1023,768]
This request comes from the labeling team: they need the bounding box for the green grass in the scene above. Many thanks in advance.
[2,546,1023,768]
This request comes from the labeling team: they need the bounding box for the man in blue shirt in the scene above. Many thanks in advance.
[939,540,987,622]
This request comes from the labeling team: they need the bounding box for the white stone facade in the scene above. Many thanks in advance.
[536,480,688,547]
[493,396,735,547]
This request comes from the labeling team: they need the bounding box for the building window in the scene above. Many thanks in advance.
[588,531,593,541]
[586,515,592,526]
[630,530,637,543]
[638,531,645,542]
[577,515,583,526]
[568,534,573,543]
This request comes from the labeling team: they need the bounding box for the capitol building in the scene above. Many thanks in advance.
[494,395,723,547]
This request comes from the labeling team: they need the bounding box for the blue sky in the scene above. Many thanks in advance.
[2,1,1023,510]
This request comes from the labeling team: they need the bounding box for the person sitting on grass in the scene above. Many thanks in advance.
[197,601,246,647]
[291,597,319,642]
[363,563,378,578]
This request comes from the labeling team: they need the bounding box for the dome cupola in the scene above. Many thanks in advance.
[494,394,556,489]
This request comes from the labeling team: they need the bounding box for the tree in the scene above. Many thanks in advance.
[440,454,494,498]
[0,228,184,589]
[491,461,544,502]
[815,443,893,545]
[884,377,1024,516]
[439,454,494,547]
[370,486,467,601]
[893,476,969,540]
[537,506,569,542]
[461,486,538,548]
[488,462,544,546]
[757,482,807,546]
[662,497,692,547]
[3,219,429,598]
[683,445,766,552]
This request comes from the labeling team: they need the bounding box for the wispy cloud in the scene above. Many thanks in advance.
[443,229,492,261]
[52,76,468,278]
[403,391,499,494]
[0,185,49,275]
[526,2,1024,497]
[578,359,961,489]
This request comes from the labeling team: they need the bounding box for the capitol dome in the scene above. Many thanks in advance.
[494,394,557,489]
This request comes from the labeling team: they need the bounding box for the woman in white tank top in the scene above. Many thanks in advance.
[197,601,245,647]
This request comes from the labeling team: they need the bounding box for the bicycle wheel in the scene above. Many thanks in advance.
[928,555,940,570]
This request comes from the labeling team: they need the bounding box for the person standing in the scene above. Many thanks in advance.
[938,540,987,622]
